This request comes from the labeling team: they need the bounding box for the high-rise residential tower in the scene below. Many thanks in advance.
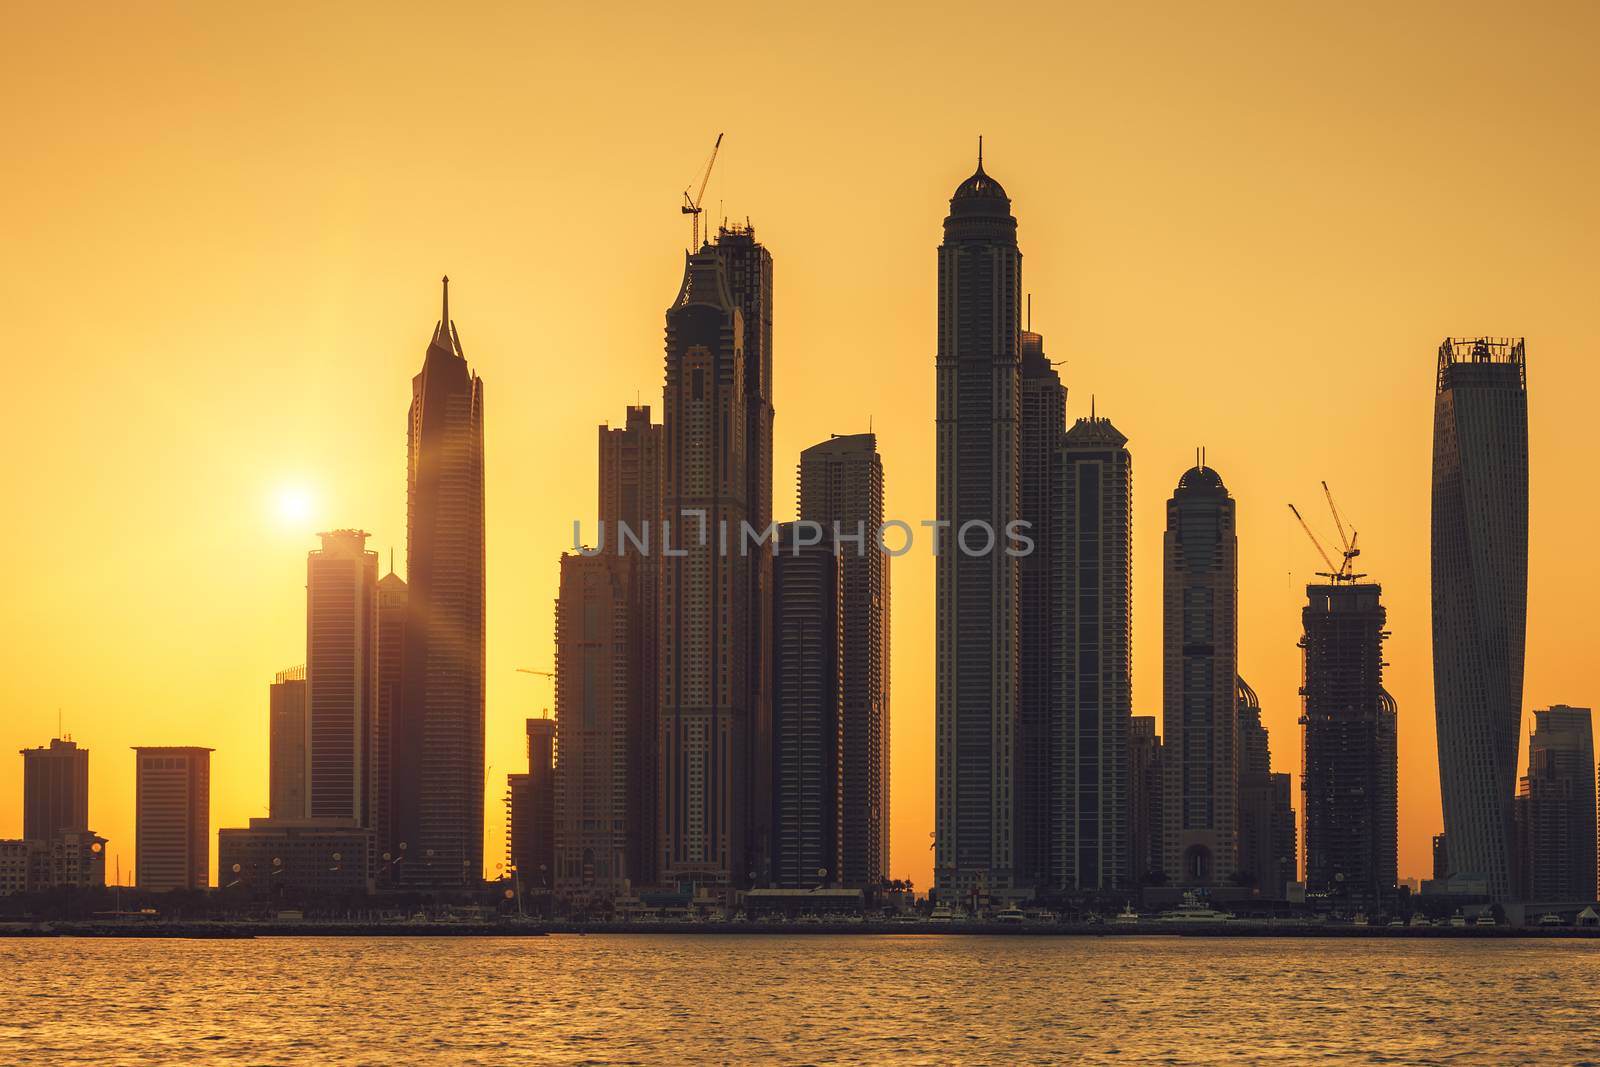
[1299,582,1397,902]
[306,529,378,824]
[1161,463,1238,885]
[1236,678,1298,900]
[133,746,212,891]
[659,245,753,892]
[371,569,406,865]
[1126,716,1163,884]
[21,738,89,842]
[715,226,777,885]
[1514,705,1595,902]
[771,522,842,888]
[935,146,1023,900]
[269,666,307,819]
[1431,337,1528,901]
[798,433,890,888]
[1052,413,1132,890]
[553,553,634,898]
[397,277,486,886]
[507,717,557,891]
[599,404,663,885]
[1017,325,1065,888]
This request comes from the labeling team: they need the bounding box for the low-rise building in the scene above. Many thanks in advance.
[217,818,374,899]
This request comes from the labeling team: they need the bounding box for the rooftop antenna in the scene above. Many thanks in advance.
[1026,293,1032,332]
[389,547,395,576]
[1091,394,1096,421]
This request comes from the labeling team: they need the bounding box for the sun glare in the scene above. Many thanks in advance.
[274,486,314,527]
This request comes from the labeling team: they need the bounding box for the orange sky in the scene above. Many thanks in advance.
[3,3,1597,889]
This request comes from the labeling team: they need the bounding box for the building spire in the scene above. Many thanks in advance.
[978,134,984,170]
[441,274,450,333]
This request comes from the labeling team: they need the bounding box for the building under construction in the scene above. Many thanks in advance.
[1298,581,1398,902]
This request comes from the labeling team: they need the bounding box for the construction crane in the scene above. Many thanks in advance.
[1288,482,1366,584]
[681,133,723,250]
[515,667,554,718]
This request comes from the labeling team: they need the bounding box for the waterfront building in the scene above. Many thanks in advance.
[1431,337,1528,901]
[1126,716,1163,884]
[1300,582,1397,902]
[21,738,89,842]
[133,746,212,891]
[935,146,1023,900]
[1236,678,1297,899]
[599,404,664,886]
[1161,462,1238,885]
[1017,326,1065,888]
[306,530,378,824]
[771,522,843,888]
[371,570,406,866]
[269,667,307,819]
[1052,413,1132,890]
[797,433,890,888]
[658,243,755,892]
[1514,705,1596,902]
[397,277,486,887]
[554,553,634,898]
[218,818,374,898]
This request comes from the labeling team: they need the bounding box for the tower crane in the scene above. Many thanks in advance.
[1288,482,1366,584]
[515,667,554,718]
[681,133,723,250]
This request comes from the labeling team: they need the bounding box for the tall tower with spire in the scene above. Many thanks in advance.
[935,142,1024,900]
[395,276,486,886]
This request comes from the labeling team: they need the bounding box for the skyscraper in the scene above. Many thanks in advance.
[1126,716,1163,885]
[798,433,890,889]
[659,245,752,891]
[935,146,1023,900]
[553,553,634,898]
[371,569,406,865]
[1432,337,1528,902]
[21,738,89,842]
[1017,325,1065,888]
[1236,678,1298,899]
[771,522,842,888]
[269,666,307,819]
[306,529,378,824]
[599,404,663,886]
[1052,413,1132,890]
[1162,463,1238,885]
[1299,582,1397,902]
[1514,705,1595,902]
[397,277,486,886]
[716,226,777,886]
[508,717,557,892]
[133,746,211,891]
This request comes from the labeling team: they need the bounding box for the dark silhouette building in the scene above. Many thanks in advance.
[935,145,1023,900]
[134,746,212,891]
[1052,413,1132,890]
[268,666,307,819]
[554,553,635,898]
[371,570,406,871]
[1017,325,1065,889]
[716,226,777,884]
[1514,705,1596,902]
[599,405,664,887]
[508,717,556,891]
[1127,716,1163,884]
[1236,678,1297,899]
[1162,462,1238,886]
[21,738,89,842]
[1431,337,1528,901]
[771,522,843,888]
[659,245,754,892]
[397,277,486,887]
[306,530,378,825]
[798,433,889,889]
[1432,833,1450,881]
[1299,582,1397,902]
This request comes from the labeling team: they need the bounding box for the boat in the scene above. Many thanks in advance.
[1474,914,1496,928]
[1387,918,1405,927]
[1113,905,1140,926]
[1449,912,1467,928]
[1155,892,1231,923]
[993,906,1026,925]
[1539,913,1565,927]
[1352,912,1369,926]
[1409,913,1430,927]
[929,905,955,923]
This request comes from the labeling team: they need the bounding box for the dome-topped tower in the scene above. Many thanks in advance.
[944,137,1017,235]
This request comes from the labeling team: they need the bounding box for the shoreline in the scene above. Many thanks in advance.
[4,920,1598,939]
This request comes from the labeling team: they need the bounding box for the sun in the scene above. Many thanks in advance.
[274,485,315,527]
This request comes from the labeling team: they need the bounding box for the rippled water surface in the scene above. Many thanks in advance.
[4,935,1597,1064]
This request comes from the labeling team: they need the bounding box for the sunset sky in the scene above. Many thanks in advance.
[3,3,1597,889]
